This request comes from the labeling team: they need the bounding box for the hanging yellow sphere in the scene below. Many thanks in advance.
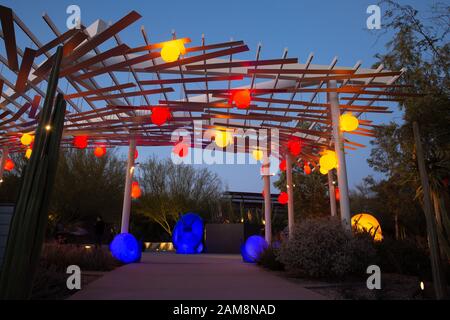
[319,150,337,171]
[252,149,264,161]
[160,41,182,63]
[319,167,328,175]
[351,213,383,241]
[214,130,233,148]
[340,112,359,132]
[20,133,33,146]
[25,148,32,159]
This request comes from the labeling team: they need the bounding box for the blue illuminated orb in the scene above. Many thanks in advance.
[110,233,141,264]
[241,235,268,263]
[172,213,204,254]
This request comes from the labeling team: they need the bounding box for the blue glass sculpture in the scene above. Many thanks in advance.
[172,213,204,254]
[110,233,141,264]
[241,235,268,263]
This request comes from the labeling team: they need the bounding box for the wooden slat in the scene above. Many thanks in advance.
[64,82,136,99]
[187,88,291,95]
[247,68,355,75]
[59,44,130,77]
[29,95,41,118]
[14,47,36,93]
[139,75,243,85]
[294,71,402,82]
[185,58,298,70]
[185,40,244,53]
[35,28,79,56]
[0,102,31,126]
[85,87,174,101]
[0,5,18,71]
[125,37,191,54]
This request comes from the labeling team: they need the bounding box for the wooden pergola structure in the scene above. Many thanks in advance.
[0,6,418,242]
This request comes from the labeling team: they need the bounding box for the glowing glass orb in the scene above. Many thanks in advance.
[73,135,88,149]
[351,213,383,241]
[241,235,268,263]
[214,130,232,148]
[252,149,263,161]
[173,142,189,158]
[131,181,142,199]
[340,112,359,132]
[161,42,181,62]
[134,148,138,160]
[233,89,251,109]
[287,139,302,156]
[20,133,33,146]
[151,107,171,126]
[279,159,286,171]
[94,146,106,158]
[304,164,311,175]
[25,148,32,159]
[278,192,289,205]
[110,233,141,264]
[319,167,328,175]
[335,187,340,201]
[172,213,204,254]
[319,150,337,171]
[4,159,14,171]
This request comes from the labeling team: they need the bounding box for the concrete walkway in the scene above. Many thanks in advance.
[70,252,325,300]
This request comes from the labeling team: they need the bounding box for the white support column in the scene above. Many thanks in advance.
[262,161,272,244]
[328,80,351,230]
[286,154,295,238]
[120,138,136,234]
[0,147,9,184]
[327,171,337,217]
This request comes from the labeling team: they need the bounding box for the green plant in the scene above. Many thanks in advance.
[256,246,284,271]
[278,217,377,279]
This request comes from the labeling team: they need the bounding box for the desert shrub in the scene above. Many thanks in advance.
[256,246,284,271]
[278,217,377,279]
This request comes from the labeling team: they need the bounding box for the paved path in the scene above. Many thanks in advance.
[70,252,325,300]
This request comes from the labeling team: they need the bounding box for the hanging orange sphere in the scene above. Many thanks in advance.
[335,187,340,201]
[20,133,33,146]
[151,107,171,126]
[4,159,15,171]
[94,146,107,158]
[134,148,138,160]
[340,112,359,132]
[25,148,32,159]
[304,163,311,175]
[279,159,287,171]
[278,192,288,205]
[233,89,251,109]
[73,135,88,149]
[173,142,189,158]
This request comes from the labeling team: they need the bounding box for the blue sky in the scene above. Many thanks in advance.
[2,0,432,192]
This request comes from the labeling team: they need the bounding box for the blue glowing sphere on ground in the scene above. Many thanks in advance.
[172,213,204,254]
[241,235,268,263]
[110,233,141,264]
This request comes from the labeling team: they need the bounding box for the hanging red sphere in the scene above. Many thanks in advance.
[335,187,340,201]
[287,139,302,156]
[304,163,311,175]
[278,192,288,205]
[279,159,286,171]
[131,181,142,199]
[73,135,88,149]
[232,89,251,109]
[4,159,15,171]
[173,142,189,158]
[151,107,171,126]
[94,146,106,158]
[134,148,138,160]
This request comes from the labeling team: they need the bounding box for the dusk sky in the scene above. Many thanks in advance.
[2,0,431,192]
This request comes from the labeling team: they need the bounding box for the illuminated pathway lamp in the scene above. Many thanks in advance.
[172,213,204,254]
[110,233,141,264]
[340,112,359,132]
[241,235,268,263]
[351,213,383,241]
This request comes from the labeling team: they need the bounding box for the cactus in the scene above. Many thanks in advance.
[0,46,66,299]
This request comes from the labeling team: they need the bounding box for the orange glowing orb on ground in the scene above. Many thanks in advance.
[233,90,251,109]
[304,163,311,175]
[151,107,171,126]
[73,135,88,149]
[278,192,289,205]
[351,213,383,241]
[131,181,142,199]
[4,159,15,171]
[94,146,107,158]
